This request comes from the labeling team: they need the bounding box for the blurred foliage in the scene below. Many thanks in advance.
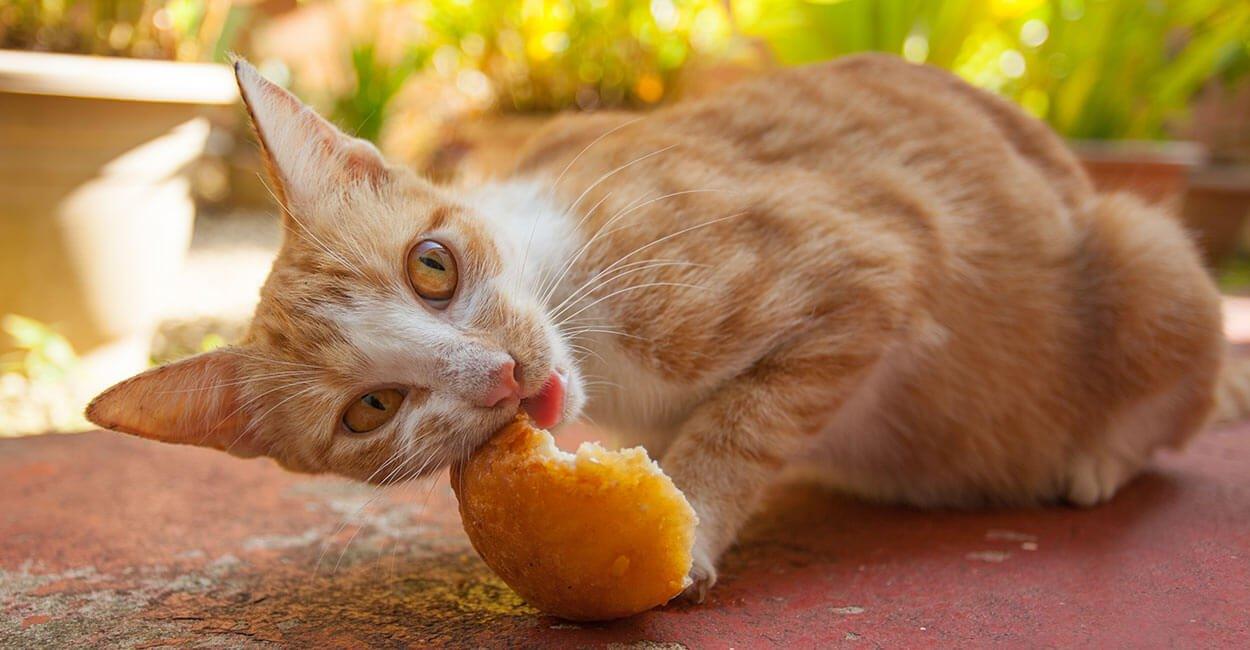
[1010,0,1250,139]
[316,0,1249,141]
[733,0,996,68]
[0,0,249,61]
[319,0,733,148]
[419,0,733,111]
[1,314,76,383]
[1219,252,1250,293]
[334,37,431,143]
[732,0,1250,140]
[149,316,243,365]
[0,315,87,437]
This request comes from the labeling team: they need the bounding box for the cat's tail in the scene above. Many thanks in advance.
[1212,351,1250,425]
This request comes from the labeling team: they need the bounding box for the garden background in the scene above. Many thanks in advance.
[3,0,1250,436]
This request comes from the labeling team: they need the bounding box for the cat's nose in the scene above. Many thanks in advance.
[478,359,521,407]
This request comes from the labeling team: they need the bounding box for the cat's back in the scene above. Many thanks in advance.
[521,55,1091,236]
[678,54,1089,207]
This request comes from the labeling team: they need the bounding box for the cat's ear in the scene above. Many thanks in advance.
[86,349,265,458]
[233,58,388,210]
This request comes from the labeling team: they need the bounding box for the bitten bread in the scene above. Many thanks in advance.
[452,415,697,621]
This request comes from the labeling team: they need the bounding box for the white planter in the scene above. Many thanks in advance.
[0,51,237,401]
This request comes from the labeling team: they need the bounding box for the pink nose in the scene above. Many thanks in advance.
[479,359,521,407]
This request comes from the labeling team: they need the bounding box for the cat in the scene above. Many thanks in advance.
[87,54,1244,600]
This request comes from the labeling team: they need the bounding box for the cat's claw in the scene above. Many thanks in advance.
[679,549,717,603]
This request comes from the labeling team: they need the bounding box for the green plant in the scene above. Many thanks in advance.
[731,0,1250,141]
[731,0,998,69]
[332,39,431,143]
[319,0,732,143]
[1,314,77,383]
[0,315,87,437]
[422,0,733,111]
[0,0,248,61]
[1008,0,1250,140]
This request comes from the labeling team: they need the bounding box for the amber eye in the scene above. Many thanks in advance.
[407,240,458,307]
[342,389,404,434]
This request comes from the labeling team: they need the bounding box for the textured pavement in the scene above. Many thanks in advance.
[2,418,1248,647]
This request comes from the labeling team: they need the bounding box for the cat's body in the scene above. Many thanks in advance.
[89,55,1232,598]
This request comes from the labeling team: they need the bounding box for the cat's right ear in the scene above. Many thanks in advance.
[86,348,266,458]
[232,58,388,211]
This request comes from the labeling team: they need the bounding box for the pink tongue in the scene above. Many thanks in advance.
[522,371,566,429]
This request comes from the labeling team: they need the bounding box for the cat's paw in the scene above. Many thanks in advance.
[679,545,718,603]
[1065,451,1134,507]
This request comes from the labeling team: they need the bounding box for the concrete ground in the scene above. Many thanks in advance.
[2,406,1249,646]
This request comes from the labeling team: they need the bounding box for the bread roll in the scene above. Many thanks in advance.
[452,415,696,620]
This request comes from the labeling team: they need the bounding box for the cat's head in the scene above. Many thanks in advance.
[85,60,584,483]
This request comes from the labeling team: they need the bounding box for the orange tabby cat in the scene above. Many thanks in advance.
[88,55,1239,600]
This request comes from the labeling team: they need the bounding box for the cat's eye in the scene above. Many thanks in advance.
[407,240,458,307]
[342,389,405,434]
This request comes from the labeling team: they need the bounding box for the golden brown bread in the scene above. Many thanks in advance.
[452,415,696,621]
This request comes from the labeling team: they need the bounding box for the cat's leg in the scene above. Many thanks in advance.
[1065,377,1215,507]
[1062,193,1223,506]
[660,332,887,600]
[1063,450,1137,507]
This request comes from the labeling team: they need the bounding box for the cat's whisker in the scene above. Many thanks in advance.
[549,257,696,310]
[537,186,725,306]
[567,343,608,366]
[536,190,616,303]
[315,447,427,575]
[551,116,646,191]
[536,170,675,303]
[593,209,749,278]
[380,473,442,575]
[331,446,445,574]
[518,118,644,292]
[561,201,733,296]
[226,382,321,454]
[258,174,368,278]
[315,437,437,576]
[550,210,747,324]
[156,369,316,395]
[339,230,375,278]
[559,320,641,341]
[548,259,709,321]
[565,144,676,218]
[206,378,319,449]
[567,328,648,342]
[234,378,318,418]
[561,323,628,337]
[539,178,686,302]
[217,348,322,370]
[567,331,623,341]
[313,455,414,576]
[581,380,622,390]
[556,281,712,328]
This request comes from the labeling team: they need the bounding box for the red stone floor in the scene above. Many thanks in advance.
[4,303,1250,647]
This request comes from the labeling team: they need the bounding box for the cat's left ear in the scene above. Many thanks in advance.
[233,58,389,210]
[85,349,266,458]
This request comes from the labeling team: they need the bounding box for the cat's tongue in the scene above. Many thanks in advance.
[522,370,566,429]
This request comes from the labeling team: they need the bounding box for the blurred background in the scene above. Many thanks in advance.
[2,0,1249,437]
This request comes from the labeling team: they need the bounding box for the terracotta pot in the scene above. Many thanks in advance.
[1070,139,1206,209]
[1182,165,1250,268]
[0,51,236,401]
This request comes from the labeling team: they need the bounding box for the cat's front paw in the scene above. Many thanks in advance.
[679,545,718,603]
